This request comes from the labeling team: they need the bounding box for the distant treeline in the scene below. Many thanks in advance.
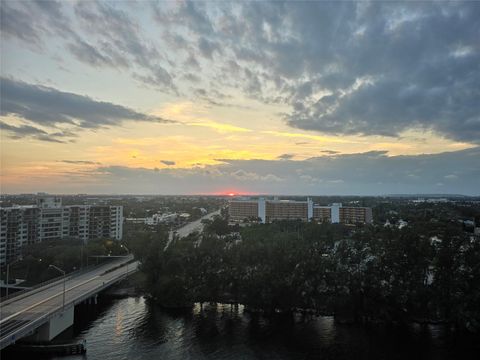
[132,218,480,332]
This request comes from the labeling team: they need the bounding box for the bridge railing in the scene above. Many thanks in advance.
[0,259,138,350]
[0,256,131,304]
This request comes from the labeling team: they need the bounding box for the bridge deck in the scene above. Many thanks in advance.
[0,256,138,349]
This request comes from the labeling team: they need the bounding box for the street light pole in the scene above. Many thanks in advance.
[49,264,66,310]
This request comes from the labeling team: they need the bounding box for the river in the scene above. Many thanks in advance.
[13,295,480,360]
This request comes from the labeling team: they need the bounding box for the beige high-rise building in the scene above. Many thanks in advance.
[229,198,372,225]
[228,200,259,221]
[340,206,373,224]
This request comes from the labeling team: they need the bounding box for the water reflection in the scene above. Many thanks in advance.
[114,307,123,338]
[20,296,480,360]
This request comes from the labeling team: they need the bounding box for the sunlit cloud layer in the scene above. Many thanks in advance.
[2,147,479,196]
[1,0,479,194]
[0,77,173,142]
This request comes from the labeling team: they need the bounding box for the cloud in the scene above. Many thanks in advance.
[0,77,174,138]
[160,160,176,166]
[2,1,479,142]
[444,174,458,180]
[133,65,175,91]
[191,87,252,109]
[320,150,339,155]
[153,0,213,36]
[198,37,221,59]
[230,169,260,181]
[0,2,42,46]
[73,1,176,92]
[0,0,75,49]
[262,174,284,182]
[67,40,129,68]
[155,1,480,143]
[58,160,100,165]
[10,147,477,195]
[0,121,71,143]
[1,0,175,91]
[300,174,321,184]
[277,153,295,160]
[74,1,157,69]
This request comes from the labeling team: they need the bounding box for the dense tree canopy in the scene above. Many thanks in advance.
[134,217,480,332]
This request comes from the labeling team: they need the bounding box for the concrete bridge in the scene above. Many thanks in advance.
[0,256,138,350]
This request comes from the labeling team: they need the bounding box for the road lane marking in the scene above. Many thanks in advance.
[0,262,138,349]
[0,261,137,325]
[0,275,100,324]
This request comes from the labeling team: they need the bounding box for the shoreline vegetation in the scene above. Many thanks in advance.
[130,217,480,333]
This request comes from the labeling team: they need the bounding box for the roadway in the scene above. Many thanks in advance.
[0,256,138,349]
[165,209,221,250]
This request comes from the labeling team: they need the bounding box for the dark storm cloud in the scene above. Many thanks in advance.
[0,77,174,132]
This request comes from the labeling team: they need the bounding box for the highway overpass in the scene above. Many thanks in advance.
[0,256,138,350]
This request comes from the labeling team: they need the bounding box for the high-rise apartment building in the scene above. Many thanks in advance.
[0,197,123,265]
[229,198,372,225]
[0,206,40,265]
[38,197,63,240]
[62,205,90,242]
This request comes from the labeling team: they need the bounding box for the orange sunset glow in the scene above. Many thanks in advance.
[0,1,478,195]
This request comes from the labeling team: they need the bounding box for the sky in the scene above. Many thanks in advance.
[1,0,479,195]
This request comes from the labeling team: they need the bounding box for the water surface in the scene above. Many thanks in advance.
[24,296,480,359]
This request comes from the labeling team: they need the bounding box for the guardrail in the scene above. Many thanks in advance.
[0,259,138,350]
[0,257,130,304]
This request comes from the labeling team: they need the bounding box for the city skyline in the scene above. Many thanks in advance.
[1,1,479,195]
